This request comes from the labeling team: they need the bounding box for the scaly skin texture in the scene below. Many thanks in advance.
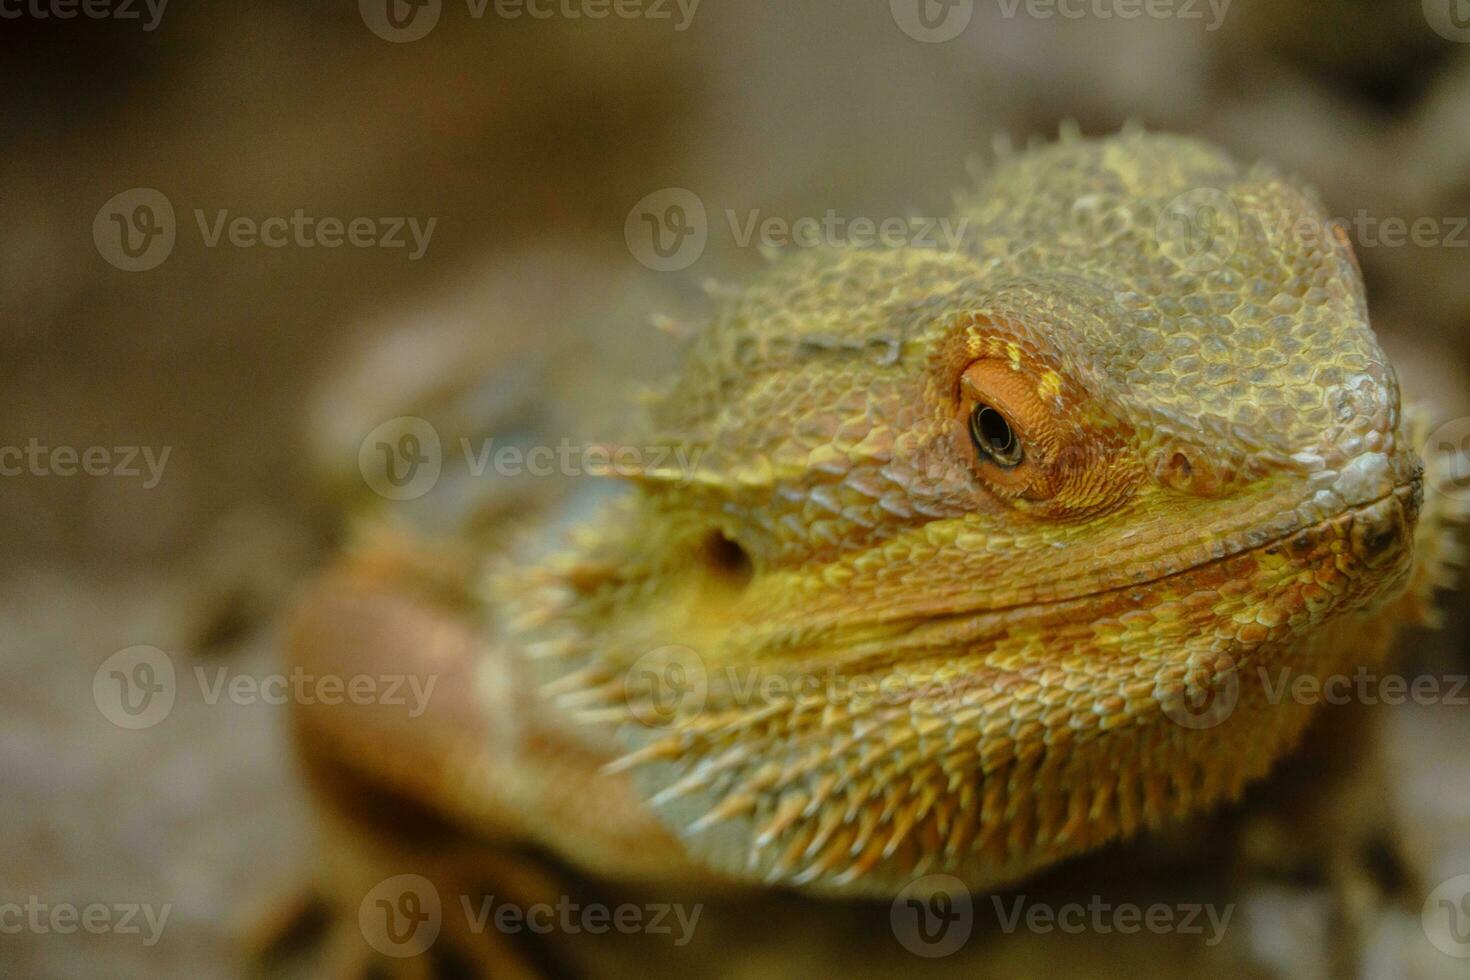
[282,130,1457,963]
[496,130,1431,895]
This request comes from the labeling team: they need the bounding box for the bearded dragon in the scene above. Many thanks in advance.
[272,129,1460,976]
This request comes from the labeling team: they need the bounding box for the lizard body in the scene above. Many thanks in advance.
[280,129,1458,971]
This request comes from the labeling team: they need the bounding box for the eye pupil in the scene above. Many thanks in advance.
[970,404,1022,467]
[977,407,1013,452]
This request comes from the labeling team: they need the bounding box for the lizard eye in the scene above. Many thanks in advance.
[969,403,1023,468]
[956,357,1058,498]
[954,354,1133,516]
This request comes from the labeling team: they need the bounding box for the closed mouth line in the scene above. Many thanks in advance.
[827,480,1422,647]
[957,480,1417,620]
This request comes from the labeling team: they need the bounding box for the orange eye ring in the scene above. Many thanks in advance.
[957,358,1060,498]
[955,353,1140,518]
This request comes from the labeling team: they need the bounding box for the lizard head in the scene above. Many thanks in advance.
[509,131,1423,893]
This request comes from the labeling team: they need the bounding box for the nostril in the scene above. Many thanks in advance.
[1157,446,1226,496]
[1350,495,1407,567]
[697,530,754,588]
[1361,524,1397,557]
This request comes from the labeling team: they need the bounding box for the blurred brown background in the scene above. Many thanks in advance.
[2,1,1469,977]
